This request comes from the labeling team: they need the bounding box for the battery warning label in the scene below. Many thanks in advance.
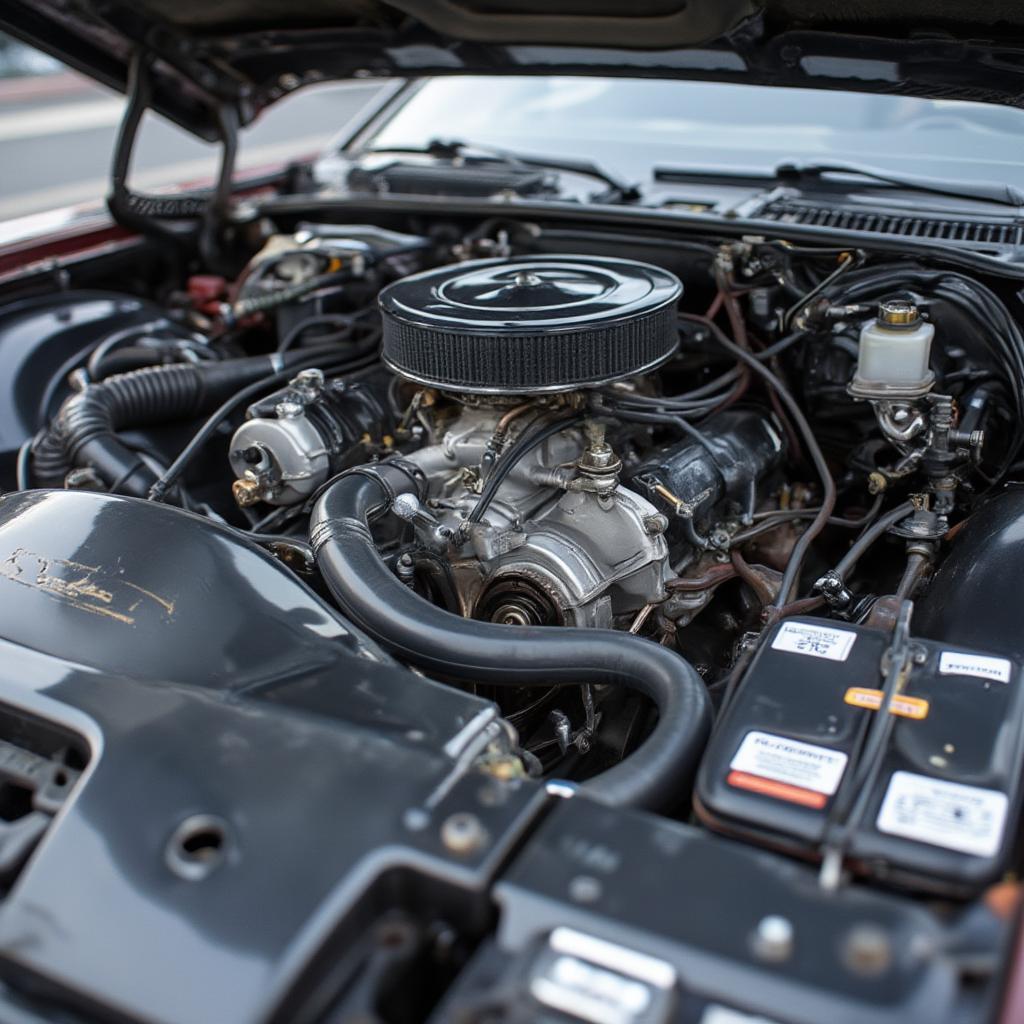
[728,731,848,809]
[938,651,1012,684]
[876,771,1008,858]
[844,686,930,719]
[771,621,857,662]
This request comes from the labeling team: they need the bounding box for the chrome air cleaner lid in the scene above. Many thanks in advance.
[379,254,682,394]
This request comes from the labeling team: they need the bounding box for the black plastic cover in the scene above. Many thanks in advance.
[696,617,1024,895]
[379,255,681,394]
[432,797,970,1024]
[0,489,549,1023]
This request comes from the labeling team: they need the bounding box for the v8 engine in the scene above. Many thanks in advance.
[229,254,783,634]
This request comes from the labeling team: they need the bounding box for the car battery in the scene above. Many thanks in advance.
[695,617,1024,895]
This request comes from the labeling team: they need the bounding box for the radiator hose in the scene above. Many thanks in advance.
[31,353,315,497]
[309,460,713,811]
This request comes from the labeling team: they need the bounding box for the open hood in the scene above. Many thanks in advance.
[3,0,1024,142]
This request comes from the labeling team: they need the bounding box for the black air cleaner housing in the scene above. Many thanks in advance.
[379,255,682,393]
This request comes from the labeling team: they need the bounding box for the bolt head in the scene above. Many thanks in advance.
[440,812,488,856]
[513,271,543,288]
[643,513,669,535]
[842,924,892,977]
[709,528,731,548]
[275,400,303,420]
[391,492,422,522]
[752,915,794,962]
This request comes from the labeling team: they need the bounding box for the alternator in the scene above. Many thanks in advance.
[229,368,389,507]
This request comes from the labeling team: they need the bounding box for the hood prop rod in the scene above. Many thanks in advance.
[108,49,239,273]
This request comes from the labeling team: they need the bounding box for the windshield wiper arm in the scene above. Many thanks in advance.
[356,138,641,202]
[774,161,1024,209]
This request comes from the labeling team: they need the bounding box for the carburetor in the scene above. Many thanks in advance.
[396,407,672,629]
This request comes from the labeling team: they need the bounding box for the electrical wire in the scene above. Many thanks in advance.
[597,330,808,425]
[781,250,863,329]
[598,403,718,459]
[680,312,837,611]
[276,309,379,353]
[467,413,584,524]
[730,495,884,544]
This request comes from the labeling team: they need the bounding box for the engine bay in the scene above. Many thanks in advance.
[1,211,1024,1023]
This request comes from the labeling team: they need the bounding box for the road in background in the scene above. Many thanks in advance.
[0,73,386,223]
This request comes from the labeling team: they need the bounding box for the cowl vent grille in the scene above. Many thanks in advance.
[758,199,1023,252]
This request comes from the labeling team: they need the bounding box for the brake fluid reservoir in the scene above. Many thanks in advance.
[850,299,935,399]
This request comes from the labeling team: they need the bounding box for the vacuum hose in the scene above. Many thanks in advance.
[309,460,713,811]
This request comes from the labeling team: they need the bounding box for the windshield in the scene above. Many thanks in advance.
[361,76,1024,190]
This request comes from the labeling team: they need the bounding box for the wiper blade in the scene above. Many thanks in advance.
[356,138,641,203]
[774,161,1024,209]
[654,160,1024,209]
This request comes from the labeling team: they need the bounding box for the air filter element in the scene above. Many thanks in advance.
[379,255,682,394]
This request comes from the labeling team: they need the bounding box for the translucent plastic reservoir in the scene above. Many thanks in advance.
[854,315,934,396]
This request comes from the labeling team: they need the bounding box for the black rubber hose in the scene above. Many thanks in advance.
[309,461,713,811]
[86,346,169,380]
[833,500,916,580]
[32,353,315,497]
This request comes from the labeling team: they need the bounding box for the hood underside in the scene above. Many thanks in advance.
[3,1,1024,142]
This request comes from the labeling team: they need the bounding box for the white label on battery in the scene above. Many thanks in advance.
[531,955,653,1024]
[702,1007,782,1024]
[939,651,1012,684]
[730,731,848,795]
[876,771,1008,858]
[771,621,857,661]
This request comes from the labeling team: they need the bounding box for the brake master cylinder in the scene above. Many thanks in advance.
[850,299,935,399]
[841,298,982,543]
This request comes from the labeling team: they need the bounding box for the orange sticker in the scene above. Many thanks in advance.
[726,770,828,809]
[844,687,929,720]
